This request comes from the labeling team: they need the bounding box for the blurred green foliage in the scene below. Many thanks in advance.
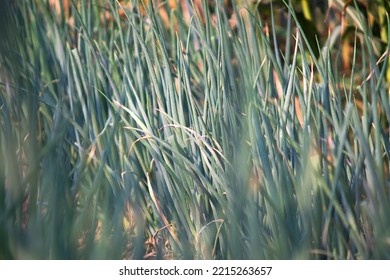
[0,0,389,259]
[253,1,388,64]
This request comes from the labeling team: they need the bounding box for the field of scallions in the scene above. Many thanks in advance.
[0,0,389,259]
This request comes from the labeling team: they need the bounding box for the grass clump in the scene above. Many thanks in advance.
[0,0,389,259]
